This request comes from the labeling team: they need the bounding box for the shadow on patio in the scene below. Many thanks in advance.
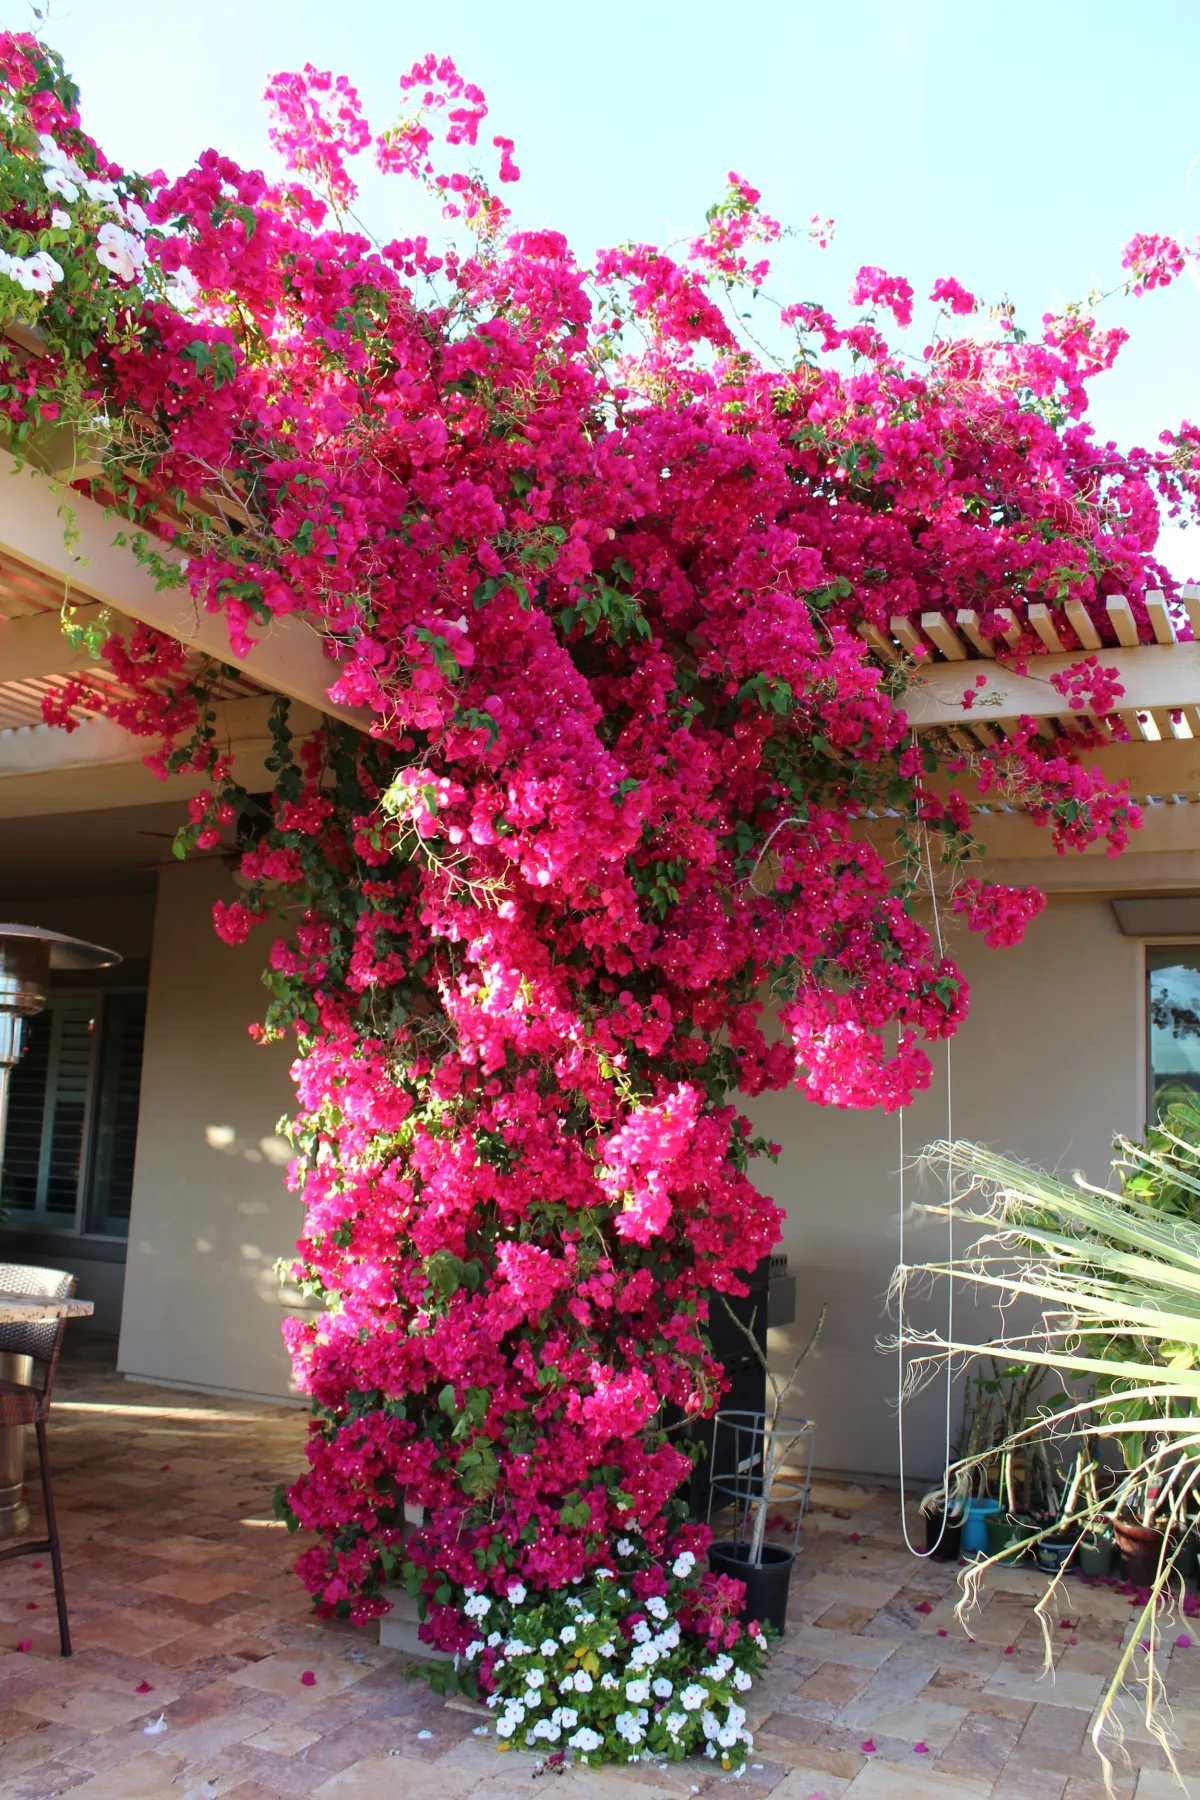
[0,1344,1196,1799]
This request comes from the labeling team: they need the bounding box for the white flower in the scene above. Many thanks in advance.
[559,1625,576,1644]
[601,1672,620,1690]
[463,1593,490,1619]
[95,223,138,282]
[734,1668,752,1691]
[17,251,63,295]
[615,1710,645,1746]
[486,1631,502,1647]
[625,1678,651,1705]
[553,1707,578,1729]
[122,198,149,234]
[83,176,118,208]
[464,1640,484,1661]
[578,1610,595,1624]
[533,1719,561,1742]
[502,1701,526,1723]
[572,1670,593,1694]
[50,208,71,229]
[564,1596,582,1612]
[526,1668,545,1689]
[506,1582,526,1604]
[631,1621,652,1644]
[593,1567,615,1582]
[726,1703,746,1729]
[671,1551,696,1579]
[653,1677,673,1698]
[42,165,78,202]
[568,1727,602,1753]
[523,1688,540,1707]
[718,1726,739,1748]
[705,1741,717,1759]
[539,1638,557,1656]
[165,265,199,312]
[617,1537,635,1555]
[680,1684,707,1711]
[645,1596,669,1620]
[597,1641,615,1657]
[702,1710,721,1740]
[504,1639,533,1657]
[664,1711,687,1737]
[495,1716,516,1739]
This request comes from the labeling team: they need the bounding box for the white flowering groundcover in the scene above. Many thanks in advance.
[456,1552,770,1770]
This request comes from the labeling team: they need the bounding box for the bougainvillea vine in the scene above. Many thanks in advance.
[1,33,1196,1750]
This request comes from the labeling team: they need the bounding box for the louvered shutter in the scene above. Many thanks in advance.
[0,996,98,1222]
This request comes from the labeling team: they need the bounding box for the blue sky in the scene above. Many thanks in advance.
[19,0,1200,573]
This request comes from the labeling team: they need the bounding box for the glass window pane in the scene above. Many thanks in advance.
[86,993,146,1236]
[1148,949,1200,1121]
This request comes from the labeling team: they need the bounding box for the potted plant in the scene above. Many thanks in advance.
[920,1482,968,1561]
[705,1298,825,1634]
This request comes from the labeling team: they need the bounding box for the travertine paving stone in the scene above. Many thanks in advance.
[0,1341,1195,1798]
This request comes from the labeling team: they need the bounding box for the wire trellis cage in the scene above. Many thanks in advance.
[706,1409,815,1564]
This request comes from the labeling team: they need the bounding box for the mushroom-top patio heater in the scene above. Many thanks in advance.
[0,925,120,1537]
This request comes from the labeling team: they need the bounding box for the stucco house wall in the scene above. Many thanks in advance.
[745,894,1143,1482]
[116,859,307,1399]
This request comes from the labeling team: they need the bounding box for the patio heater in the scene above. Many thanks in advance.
[0,925,121,1537]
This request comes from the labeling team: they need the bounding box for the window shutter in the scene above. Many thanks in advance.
[0,997,97,1222]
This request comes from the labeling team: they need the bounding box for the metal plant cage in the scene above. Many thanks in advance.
[706,1409,816,1558]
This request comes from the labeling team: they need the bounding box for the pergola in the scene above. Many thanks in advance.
[2,454,1200,896]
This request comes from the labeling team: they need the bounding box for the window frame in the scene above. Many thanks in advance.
[0,983,147,1243]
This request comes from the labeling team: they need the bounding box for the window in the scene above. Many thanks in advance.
[1147,948,1200,1123]
[0,990,146,1238]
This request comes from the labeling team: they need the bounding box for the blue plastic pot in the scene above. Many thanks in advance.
[961,1497,1000,1555]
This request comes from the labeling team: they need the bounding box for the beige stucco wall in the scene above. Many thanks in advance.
[745,894,1144,1484]
[117,860,306,1398]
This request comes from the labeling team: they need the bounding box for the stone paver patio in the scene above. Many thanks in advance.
[0,1344,1195,1799]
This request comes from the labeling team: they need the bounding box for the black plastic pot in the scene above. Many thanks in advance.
[708,1540,795,1634]
[924,1509,963,1563]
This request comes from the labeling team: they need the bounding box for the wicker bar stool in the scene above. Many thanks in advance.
[0,1264,76,1656]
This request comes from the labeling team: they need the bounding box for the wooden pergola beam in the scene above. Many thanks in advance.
[0,602,108,681]
[903,642,1200,726]
[0,456,371,729]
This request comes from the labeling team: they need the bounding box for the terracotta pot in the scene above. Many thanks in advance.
[1114,1517,1166,1586]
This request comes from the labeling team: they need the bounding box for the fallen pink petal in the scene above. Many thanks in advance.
[861,1740,876,1754]
[16,1639,30,1653]
[300,1671,316,1687]
[914,1742,929,1754]
[1178,1635,1193,1649]
[136,1681,155,1694]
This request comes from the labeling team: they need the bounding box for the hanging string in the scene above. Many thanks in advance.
[895,831,956,1557]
